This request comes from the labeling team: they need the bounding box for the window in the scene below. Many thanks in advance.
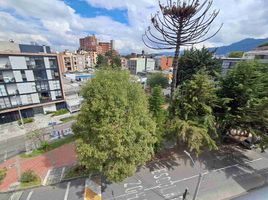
[0,97,11,109]
[36,81,49,91]
[21,70,27,82]
[53,81,60,90]
[55,90,62,99]
[0,85,7,96]
[49,57,57,68]
[33,69,47,80]
[27,95,33,104]
[51,69,59,79]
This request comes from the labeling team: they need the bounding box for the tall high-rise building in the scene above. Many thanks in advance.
[0,41,65,124]
[79,35,114,55]
[79,35,98,52]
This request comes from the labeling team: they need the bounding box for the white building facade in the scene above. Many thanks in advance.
[0,43,65,124]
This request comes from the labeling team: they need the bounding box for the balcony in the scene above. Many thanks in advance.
[0,63,12,70]
[3,77,15,83]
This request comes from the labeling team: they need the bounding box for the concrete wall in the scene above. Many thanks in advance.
[25,70,35,81]
[9,56,27,69]
[43,104,57,114]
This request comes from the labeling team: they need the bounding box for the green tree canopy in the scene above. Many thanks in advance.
[96,51,122,69]
[73,70,156,182]
[149,86,167,150]
[228,51,244,58]
[147,73,169,88]
[168,72,218,154]
[177,47,222,85]
[217,61,268,140]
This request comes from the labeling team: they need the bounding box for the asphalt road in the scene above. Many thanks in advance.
[233,185,268,200]
[1,147,268,200]
[0,121,74,164]
[0,135,26,163]
[102,148,268,200]
[0,178,86,200]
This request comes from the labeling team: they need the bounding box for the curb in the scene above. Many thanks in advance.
[84,178,101,200]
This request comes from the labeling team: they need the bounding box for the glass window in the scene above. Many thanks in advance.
[0,85,7,96]
[0,97,11,109]
[55,90,62,99]
[36,81,49,91]
[33,69,47,81]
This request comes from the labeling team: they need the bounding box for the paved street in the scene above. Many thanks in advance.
[233,185,268,200]
[102,147,268,200]
[0,135,26,163]
[0,178,86,200]
[1,146,268,200]
[0,120,74,164]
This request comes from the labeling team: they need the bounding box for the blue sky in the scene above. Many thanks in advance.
[0,0,267,54]
[65,0,129,25]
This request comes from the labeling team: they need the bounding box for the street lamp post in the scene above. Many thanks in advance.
[15,94,24,127]
[184,150,203,200]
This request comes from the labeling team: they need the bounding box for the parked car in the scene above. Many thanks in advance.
[240,139,257,150]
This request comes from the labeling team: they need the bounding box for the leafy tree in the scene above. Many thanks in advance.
[168,72,218,154]
[96,54,108,68]
[149,86,167,150]
[217,61,268,143]
[147,73,169,89]
[73,70,156,182]
[96,51,122,69]
[228,51,244,58]
[177,47,222,85]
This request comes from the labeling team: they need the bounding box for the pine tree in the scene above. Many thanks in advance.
[168,72,218,154]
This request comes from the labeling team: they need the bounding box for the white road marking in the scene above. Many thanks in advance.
[64,182,71,200]
[26,191,33,200]
[107,157,263,200]
[4,150,7,161]
[42,169,52,186]
[60,167,66,181]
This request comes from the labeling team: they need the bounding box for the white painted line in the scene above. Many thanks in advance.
[60,167,66,181]
[211,158,263,173]
[64,182,71,200]
[105,157,263,200]
[42,169,52,186]
[4,150,7,161]
[26,191,33,200]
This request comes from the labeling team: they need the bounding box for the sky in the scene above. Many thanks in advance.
[0,0,268,54]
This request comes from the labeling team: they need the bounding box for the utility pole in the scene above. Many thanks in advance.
[16,94,24,127]
[184,150,203,200]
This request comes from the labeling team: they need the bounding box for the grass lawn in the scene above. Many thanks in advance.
[60,116,77,123]
[20,177,41,189]
[51,109,69,117]
[64,165,89,180]
[21,135,76,158]
[0,168,7,184]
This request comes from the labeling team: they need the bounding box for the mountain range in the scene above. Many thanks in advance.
[159,38,268,56]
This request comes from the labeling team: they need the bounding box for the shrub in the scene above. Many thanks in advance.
[40,141,50,151]
[51,109,69,116]
[18,118,34,125]
[0,168,7,184]
[20,170,39,183]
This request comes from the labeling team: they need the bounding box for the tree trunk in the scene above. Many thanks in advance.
[171,45,181,98]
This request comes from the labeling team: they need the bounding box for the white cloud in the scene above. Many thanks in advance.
[0,0,267,54]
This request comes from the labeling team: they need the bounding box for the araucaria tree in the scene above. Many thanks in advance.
[73,70,156,182]
[143,0,222,96]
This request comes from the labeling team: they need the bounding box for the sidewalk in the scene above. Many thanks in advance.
[0,113,77,142]
[0,143,77,192]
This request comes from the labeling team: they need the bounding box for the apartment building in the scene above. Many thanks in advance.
[0,41,65,124]
[128,58,155,74]
[79,35,114,55]
[221,46,268,74]
[59,51,94,73]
